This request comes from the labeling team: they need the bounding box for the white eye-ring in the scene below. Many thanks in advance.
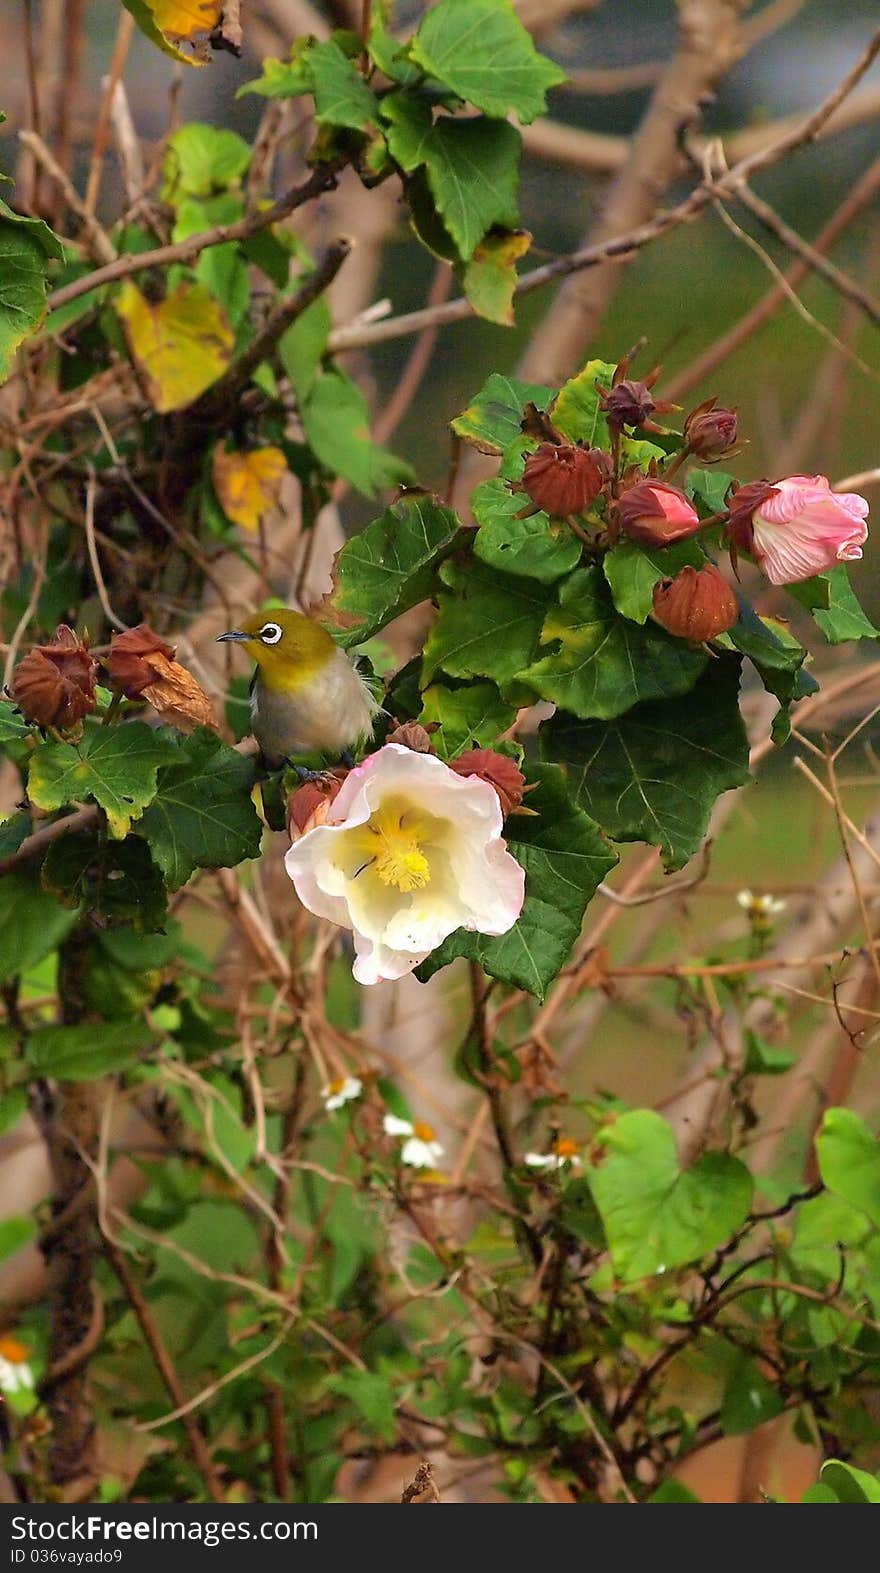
[260,622,283,645]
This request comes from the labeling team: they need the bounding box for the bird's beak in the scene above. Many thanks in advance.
[216,630,250,643]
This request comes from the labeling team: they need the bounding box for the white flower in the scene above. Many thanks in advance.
[383,1113,414,1138]
[322,1075,363,1111]
[0,1338,34,1395]
[383,1113,444,1169]
[737,890,786,917]
[284,744,526,985]
[525,1138,583,1173]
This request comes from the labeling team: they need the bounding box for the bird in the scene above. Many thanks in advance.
[217,608,379,769]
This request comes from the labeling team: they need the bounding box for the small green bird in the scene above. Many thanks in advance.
[217,608,378,768]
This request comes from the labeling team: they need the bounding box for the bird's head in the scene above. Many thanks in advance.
[217,608,336,690]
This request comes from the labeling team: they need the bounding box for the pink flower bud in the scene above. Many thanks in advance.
[616,481,701,546]
[732,474,869,585]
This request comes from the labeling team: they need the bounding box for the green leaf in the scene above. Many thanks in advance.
[603,538,707,624]
[461,227,531,324]
[301,367,414,498]
[472,478,582,583]
[410,0,566,123]
[161,124,250,201]
[648,1481,701,1503]
[451,371,552,455]
[422,556,555,692]
[0,1217,35,1263]
[419,763,617,1000]
[27,1018,155,1081]
[819,1462,880,1504]
[586,1109,753,1283]
[41,833,167,931]
[309,39,380,129]
[418,682,516,759]
[136,728,263,890]
[550,358,616,446]
[685,468,735,515]
[545,660,750,870]
[0,197,64,381]
[723,605,815,708]
[720,1354,784,1436]
[518,565,707,721]
[743,1030,796,1076]
[332,493,462,643]
[238,40,314,99]
[329,1368,397,1444]
[0,1088,28,1140]
[0,869,79,984]
[383,95,521,260]
[816,1107,880,1229]
[27,723,178,839]
[0,702,30,744]
[278,295,330,401]
[789,565,879,644]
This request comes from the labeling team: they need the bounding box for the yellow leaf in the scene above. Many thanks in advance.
[122,0,221,65]
[117,280,234,413]
[212,446,287,532]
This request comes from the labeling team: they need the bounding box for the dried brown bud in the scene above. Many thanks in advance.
[520,443,606,517]
[616,480,701,546]
[600,378,656,430]
[386,720,436,753]
[11,625,97,730]
[652,564,738,643]
[449,748,525,817]
[106,623,176,699]
[683,397,738,460]
[287,774,344,840]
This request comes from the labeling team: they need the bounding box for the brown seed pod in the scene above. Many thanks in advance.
[652,563,738,643]
[11,625,97,730]
[520,443,606,517]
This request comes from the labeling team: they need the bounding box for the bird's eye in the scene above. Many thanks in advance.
[260,622,283,645]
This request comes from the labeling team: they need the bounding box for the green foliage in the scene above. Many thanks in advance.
[546,660,751,869]
[0,870,79,983]
[472,479,582,582]
[409,0,566,124]
[451,372,552,453]
[419,682,516,759]
[28,723,179,839]
[26,1019,156,1080]
[0,195,64,380]
[135,729,263,890]
[587,1110,753,1282]
[420,764,617,998]
[332,493,462,643]
[816,1108,880,1228]
[789,565,879,643]
[301,367,414,497]
[383,95,521,261]
[518,565,707,721]
[423,556,555,691]
[603,539,706,624]
[808,1462,880,1504]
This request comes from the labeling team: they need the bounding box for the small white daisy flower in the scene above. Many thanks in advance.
[0,1336,34,1395]
[737,890,786,917]
[525,1137,583,1173]
[383,1114,444,1169]
[322,1075,363,1112]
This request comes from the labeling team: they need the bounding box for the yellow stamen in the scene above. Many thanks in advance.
[365,803,431,893]
[0,1335,29,1364]
[553,1137,579,1160]
[413,1120,436,1142]
[327,1077,345,1096]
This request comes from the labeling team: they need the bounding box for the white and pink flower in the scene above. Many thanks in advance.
[284,743,525,985]
[737,475,869,585]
